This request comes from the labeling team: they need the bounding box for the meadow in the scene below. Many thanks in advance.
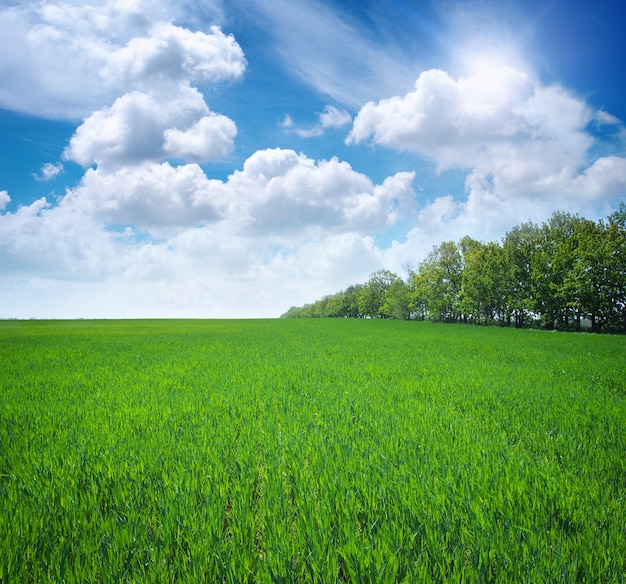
[0,318,625,582]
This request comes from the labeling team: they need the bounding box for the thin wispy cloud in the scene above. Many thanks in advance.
[244,0,419,108]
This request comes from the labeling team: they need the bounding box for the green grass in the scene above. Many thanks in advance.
[1,319,625,582]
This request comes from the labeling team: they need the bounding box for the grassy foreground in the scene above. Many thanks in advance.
[1,319,625,582]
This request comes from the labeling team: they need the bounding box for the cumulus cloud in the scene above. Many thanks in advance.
[216,149,416,235]
[348,66,589,167]
[61,148,415,237]
[100,23,245,91]
[163,113,237,160]
[0,147,417,317]
[0,1,242,119]
[64,162,223,231]
[45,7,246,170]
[0,227,383,319]
[567,156,626,199]
[349,65,626,204]
[0,145,414,314]
[261,232,383,287]
[65,86,236,168]
[0,1,144,117]
[0,196,117,278]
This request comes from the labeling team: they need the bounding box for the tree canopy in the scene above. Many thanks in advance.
[281,204,626,333]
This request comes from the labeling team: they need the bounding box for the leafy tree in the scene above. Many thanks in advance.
[281,306,302,318]
[410,241,463,322]
[342,284,364,318]
[381,278,411,320]
[603,203,626,331]
[461,238,508,325]
[532,212,587,330]
[561,218,605,331]
[358,270,401,317]
[502,222,541,327]
[282,204,626,334]
[322,293,343,317]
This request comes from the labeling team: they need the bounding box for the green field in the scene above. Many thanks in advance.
[1,319,625,582]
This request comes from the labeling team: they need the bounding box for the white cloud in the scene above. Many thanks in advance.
[0,148,416,317]
[52,11,245,170]
[596,110,621,126]
[163,113,237,160]
[349,65,626,204]
[260,232,383,290]
[0,227,382,318]
[0,1,244,119]
[0,197,117,278]
[0,0,150,118]
[0,190,10,211]
[64,85,236,168]
[280,114,295,129]
[64,162,223,232]
[33,162,64,181]
[293,105,352,138]
[349,66,589,167]
[62,148,415,236]
[568,156,626,199]
[319,105,352,128]
[218,149,416,235]
[100,22,245,91]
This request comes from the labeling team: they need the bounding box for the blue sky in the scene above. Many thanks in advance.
[0,0,625,318]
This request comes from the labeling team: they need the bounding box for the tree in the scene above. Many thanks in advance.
[381,278,411,320]
[502,222,541,327]
[281,305,302,318]
[410,241,463,322]
[603,203,626,331]
[358,270,400,318]
[562,217,605,331]
[322,293,344,317]
[532,212,587,330]
[281,204,626,333]
[343,285,364,318]
[461,238,508,325]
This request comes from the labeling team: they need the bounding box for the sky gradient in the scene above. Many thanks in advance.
[1,0,625,318]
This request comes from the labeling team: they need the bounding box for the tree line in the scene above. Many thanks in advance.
[281,204,626,333]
